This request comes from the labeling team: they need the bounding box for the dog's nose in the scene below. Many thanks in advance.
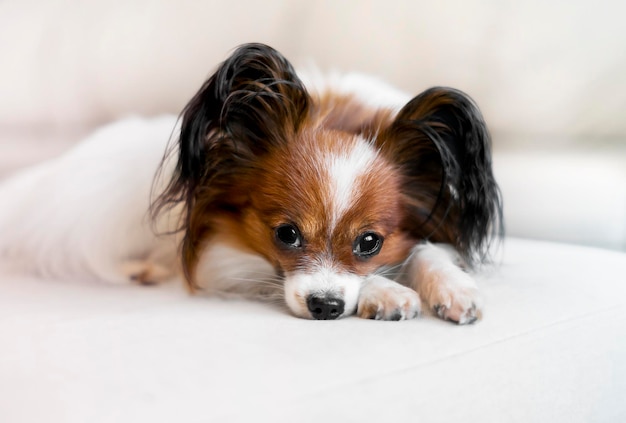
[306,295,345,320]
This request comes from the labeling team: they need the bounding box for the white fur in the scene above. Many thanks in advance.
[195,241,281,301]
[299,71,411,111]
[284,263,362,319]
[404,243,483,324]
[0,115,181,283]
[325,136,378,229]
[357,275,421,320]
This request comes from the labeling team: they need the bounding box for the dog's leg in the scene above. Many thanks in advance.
[404,242,483,324]
[357,275,421,320]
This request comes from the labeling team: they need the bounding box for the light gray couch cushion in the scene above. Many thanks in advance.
[1,238,625,422]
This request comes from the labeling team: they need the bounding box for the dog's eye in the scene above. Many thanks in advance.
[353,232,383,258]
[275,224,302,248]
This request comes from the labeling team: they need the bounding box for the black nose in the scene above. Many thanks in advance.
[306,295,345,320]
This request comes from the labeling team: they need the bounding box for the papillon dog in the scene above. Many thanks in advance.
[0,43,502,323]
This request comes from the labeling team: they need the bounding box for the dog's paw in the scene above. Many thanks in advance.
[421,270,482,325]
[121,260,173,285]
[357,276,421,321]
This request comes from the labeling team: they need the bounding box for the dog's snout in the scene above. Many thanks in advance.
[306,295,345,320]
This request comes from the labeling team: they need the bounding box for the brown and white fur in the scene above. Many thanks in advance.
[0,44,502,323]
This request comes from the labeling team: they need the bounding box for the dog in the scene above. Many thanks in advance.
[0,43,502,323]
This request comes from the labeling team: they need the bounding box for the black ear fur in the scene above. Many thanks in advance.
[154,42,310,218]
[180,43,309,191]
[179,43,309,182]
[383,87,503,264]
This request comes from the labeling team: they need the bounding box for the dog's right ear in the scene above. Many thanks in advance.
[177,43,310,196]
[153,43,310,286]
[154,43,310,214]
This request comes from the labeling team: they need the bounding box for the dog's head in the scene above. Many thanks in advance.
[154,43,502,319]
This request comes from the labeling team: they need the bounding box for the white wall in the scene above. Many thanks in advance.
[1,0,625,141]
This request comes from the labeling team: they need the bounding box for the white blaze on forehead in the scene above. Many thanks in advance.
[324,136,378,227]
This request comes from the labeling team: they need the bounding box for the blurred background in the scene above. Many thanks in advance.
[1,0,624,250]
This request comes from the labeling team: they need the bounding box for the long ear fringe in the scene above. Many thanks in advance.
[385,87,503,266]
[149,43,310,284]
[151,43,310,220]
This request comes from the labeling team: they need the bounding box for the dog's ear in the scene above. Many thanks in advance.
[178,43,310,189]
[153,43,310,286]
[158,43,309,215]
[380,87,503,264]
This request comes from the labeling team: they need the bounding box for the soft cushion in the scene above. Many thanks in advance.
[1,238,624,422]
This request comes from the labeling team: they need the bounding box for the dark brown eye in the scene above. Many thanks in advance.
[275,224,302,248]
[353,232,383,258]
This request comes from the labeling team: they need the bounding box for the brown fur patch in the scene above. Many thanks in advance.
[238,123,415,276]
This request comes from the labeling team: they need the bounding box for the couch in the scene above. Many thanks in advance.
[1,1,625,422]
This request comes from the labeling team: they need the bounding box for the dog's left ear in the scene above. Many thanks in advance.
[380,87,503,264]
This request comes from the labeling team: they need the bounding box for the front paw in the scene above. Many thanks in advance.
[423,271,483,325]
[357,276,421,321]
